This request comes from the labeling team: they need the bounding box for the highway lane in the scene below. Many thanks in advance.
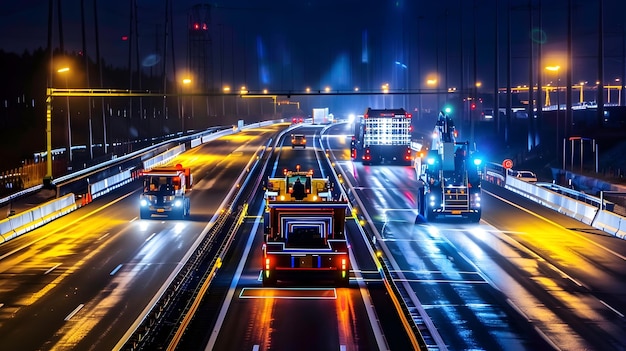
[176,124,414,350]
[476,183,626,350]
[0,125,285,351]
[326,121,626,350]
[325,122,556,350]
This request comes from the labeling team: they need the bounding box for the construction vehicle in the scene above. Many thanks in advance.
[262,166,350,286]
[139,164,192,219]
[351,107,413,165]
[417,112,482,222]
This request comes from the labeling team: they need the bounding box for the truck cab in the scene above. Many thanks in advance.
[139,164,192,219]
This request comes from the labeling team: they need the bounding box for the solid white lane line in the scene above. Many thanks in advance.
[64,304,84,321]
[44,263,61,275]
[599,299,625,318]
[110,264,123,276]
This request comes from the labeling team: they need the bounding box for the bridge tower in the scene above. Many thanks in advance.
[187,4,216,119]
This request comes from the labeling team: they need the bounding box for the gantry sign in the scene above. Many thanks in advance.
[43,87,454,185]
[43,88,286,185]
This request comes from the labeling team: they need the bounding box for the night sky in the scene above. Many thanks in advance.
[2,1,626,95]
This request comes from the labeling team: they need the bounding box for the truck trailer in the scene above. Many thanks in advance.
[262,168,350,286]
[351,107,413,165]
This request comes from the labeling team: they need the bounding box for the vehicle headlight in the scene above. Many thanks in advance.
[174,199,182,207]
[140,199,148,206]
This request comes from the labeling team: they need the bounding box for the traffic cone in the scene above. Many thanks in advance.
[81,194,87,206]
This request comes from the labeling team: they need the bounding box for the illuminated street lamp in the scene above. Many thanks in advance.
[57,67,73,164]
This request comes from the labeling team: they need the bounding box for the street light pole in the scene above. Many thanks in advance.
[57,67,72,164]
[546,65,561,168]
[382,83,389,108]
[45,89,53,185]
[181,78,191,133]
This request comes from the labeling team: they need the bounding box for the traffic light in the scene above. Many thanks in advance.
[470,102,476,110]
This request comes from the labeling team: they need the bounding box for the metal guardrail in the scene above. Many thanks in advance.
[0,193,76,243]
[498,174,626,240]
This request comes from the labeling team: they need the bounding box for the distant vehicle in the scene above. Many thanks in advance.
[291,116,304,124]
[312,107,331,124]
[291,134,306,148]
[514,170,537,182]
[483,108,494,120]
